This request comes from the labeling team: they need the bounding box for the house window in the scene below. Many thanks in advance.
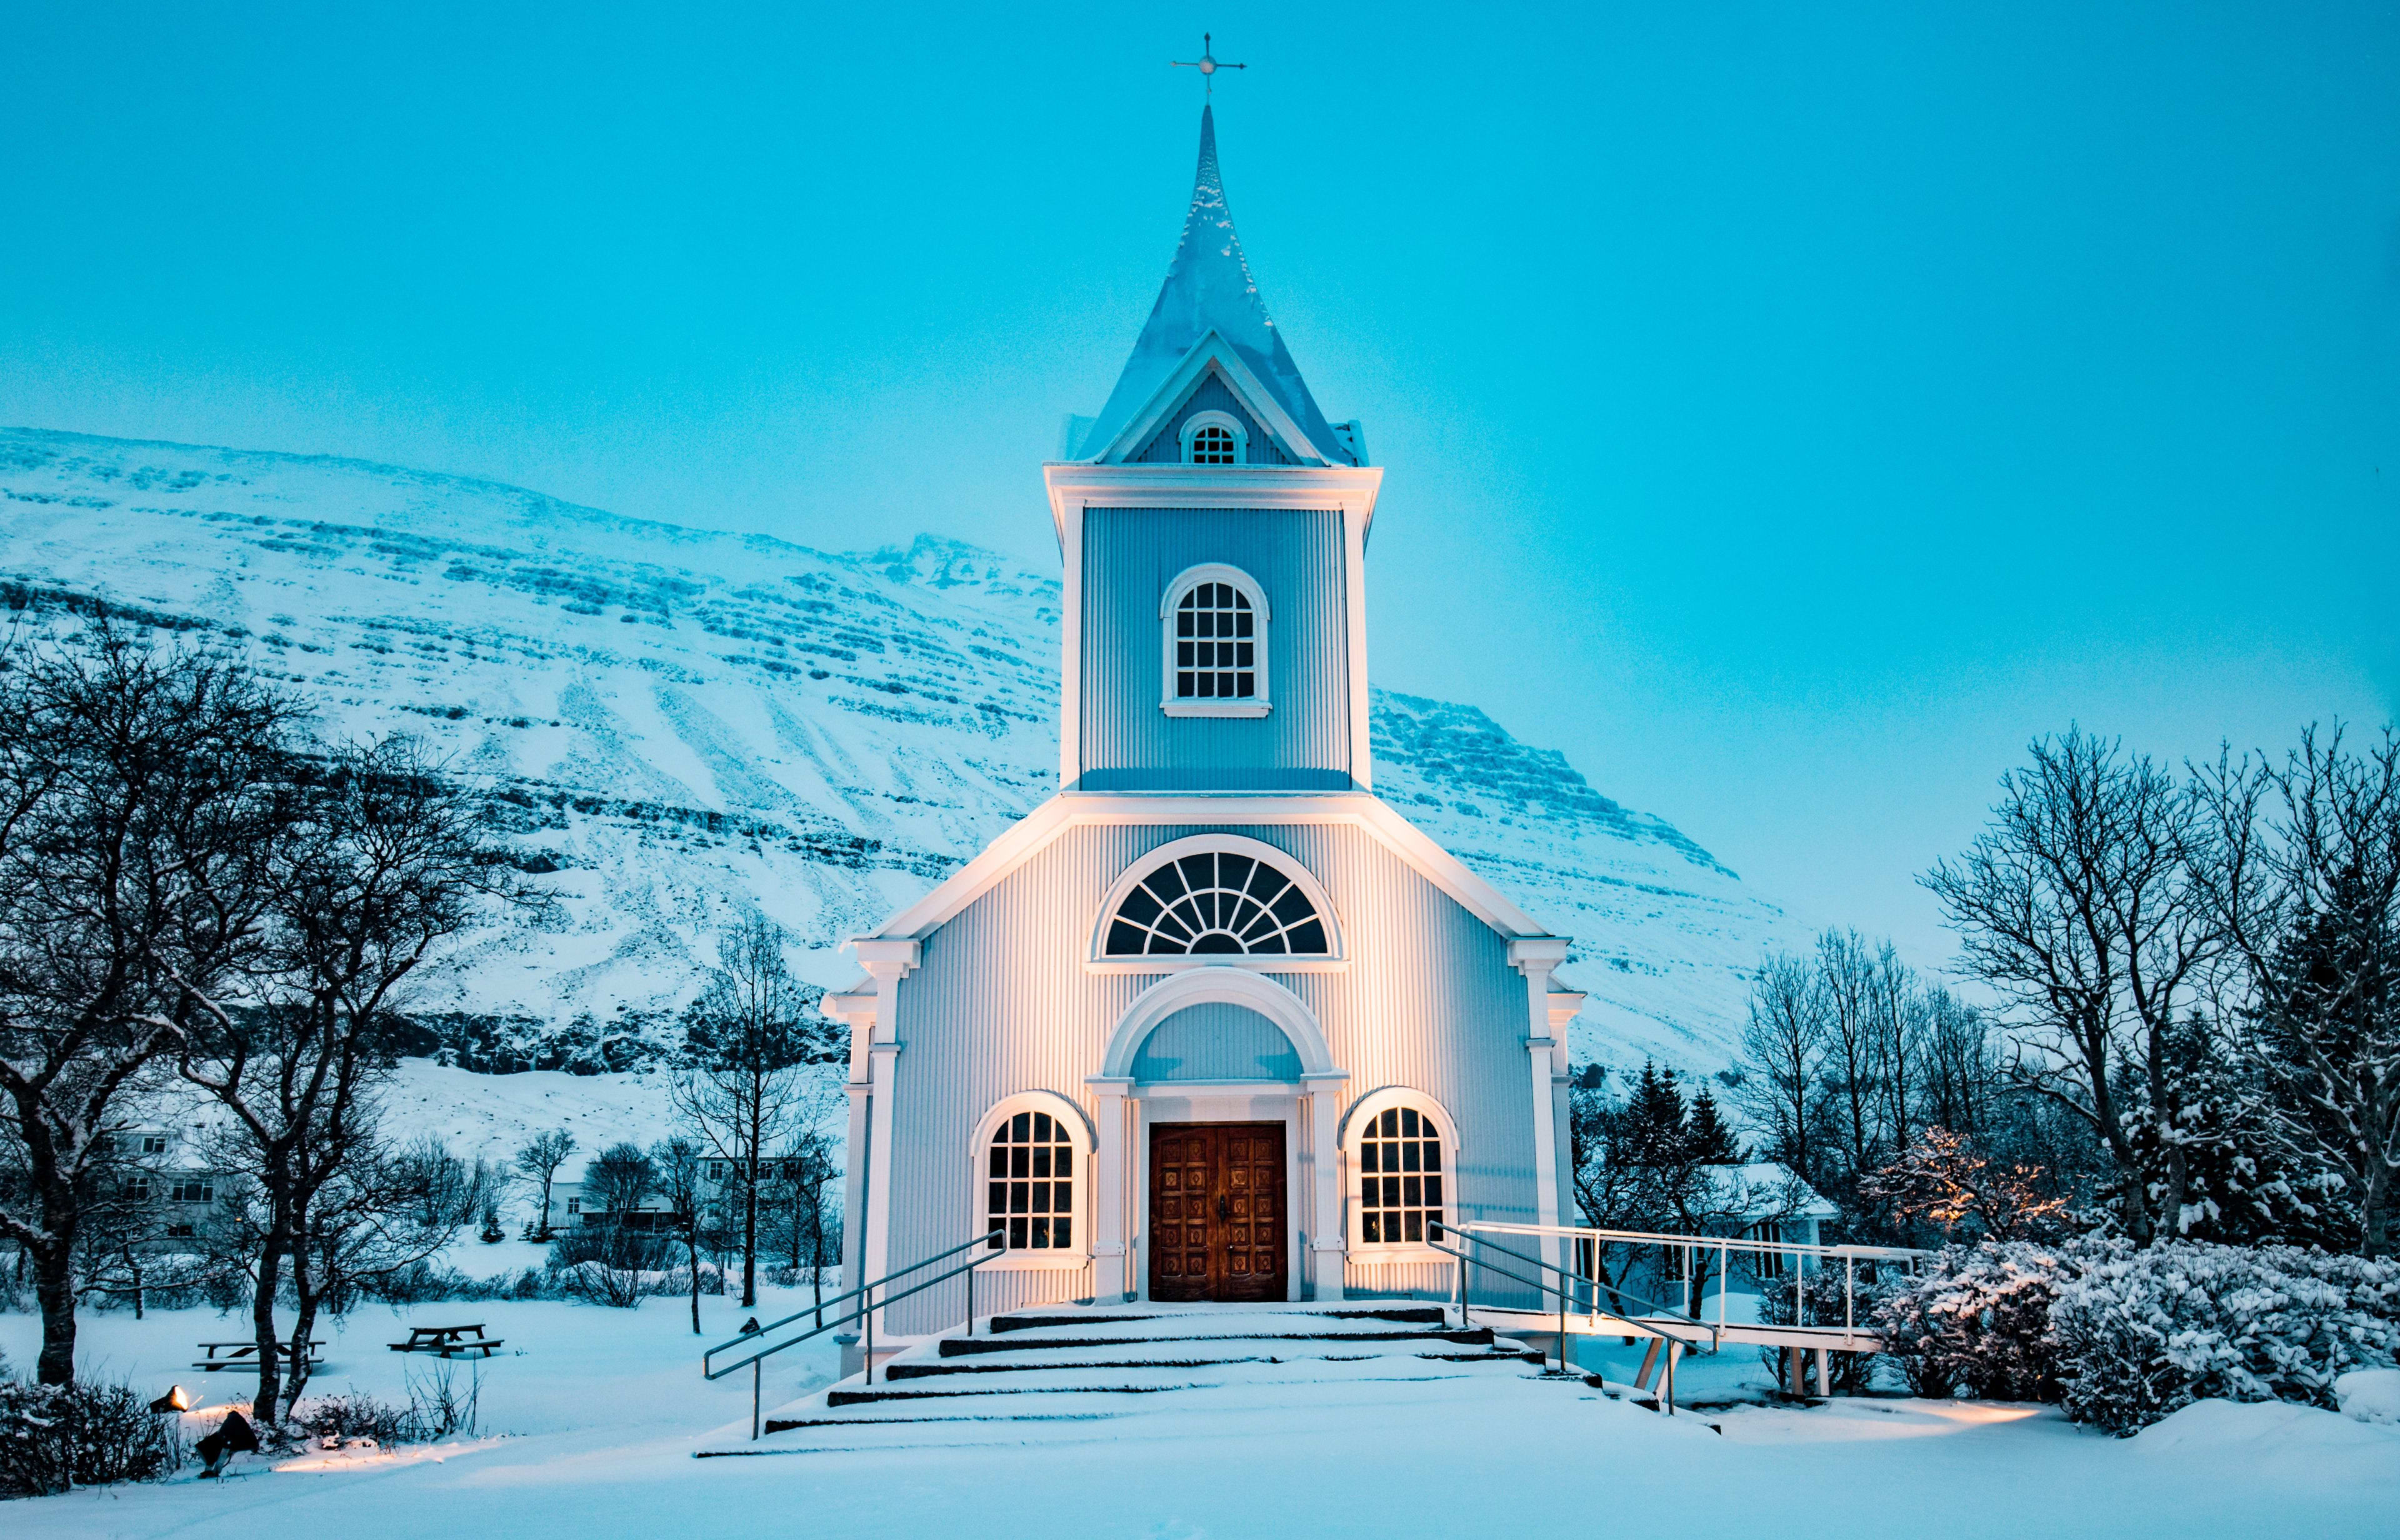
[170,1179,214,1205]
[125,1176,152,1202]
[566,1198,581,1214]
[1102,848,1328,958]
[1188,423,1239,464]
[1357,1108,1443,1246]
[986,1111,1074,1251]
[1174,582,1255,699]
[142,1135,169,1156]
[706,1161,725,1182]
[1748,1221,1787,1279]
[166,1222,196,1239]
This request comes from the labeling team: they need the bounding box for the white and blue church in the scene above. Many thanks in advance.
[826,107,1585,1345]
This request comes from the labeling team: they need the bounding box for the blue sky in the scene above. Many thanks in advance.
[3,2,2394,962]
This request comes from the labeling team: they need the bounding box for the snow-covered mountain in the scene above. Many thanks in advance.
[0,426,1801,1086]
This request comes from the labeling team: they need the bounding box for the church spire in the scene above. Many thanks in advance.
[1079,106,1353,466]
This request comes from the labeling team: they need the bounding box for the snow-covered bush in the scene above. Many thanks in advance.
[1871,1241,2075,1401]
[0,1377,182,1497]
[2049,1241,2400,1435]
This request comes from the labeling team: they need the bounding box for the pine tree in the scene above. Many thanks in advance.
[1621,1062,1690,1166]
[1686,1089,1745,1164]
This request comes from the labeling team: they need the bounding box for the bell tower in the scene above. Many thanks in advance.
[1043,106,1383,794]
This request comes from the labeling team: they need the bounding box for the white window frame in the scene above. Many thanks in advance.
[1087,833,1345,974]
[1178,409,1249,465]
[969,1091,1097,1272]
[1159,562,1272,719]
[1339,1087,1461,1259]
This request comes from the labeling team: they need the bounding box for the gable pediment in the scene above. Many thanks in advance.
[1086,333,1329,467]
[1129,368,1295,466]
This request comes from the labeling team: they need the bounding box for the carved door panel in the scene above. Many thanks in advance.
[1149,1124,1218,1302]
[1146,1122,1288,1303]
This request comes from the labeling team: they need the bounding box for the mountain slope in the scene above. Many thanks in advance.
[0,426,1800,1081]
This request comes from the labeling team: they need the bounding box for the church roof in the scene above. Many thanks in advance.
[1079,106,1354,466]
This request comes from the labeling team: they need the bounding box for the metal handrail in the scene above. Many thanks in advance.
[702,1228,1004,1441]
[1456,1228,1719,1349]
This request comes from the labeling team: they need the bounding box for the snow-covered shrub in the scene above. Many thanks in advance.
[2336,1368,2400,1424]
[1871,1241,2076,1401]
[0,1378,182,1497]
[2049,1241,2400,1435]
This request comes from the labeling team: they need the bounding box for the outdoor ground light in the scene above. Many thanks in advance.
[149,1384,191,1413]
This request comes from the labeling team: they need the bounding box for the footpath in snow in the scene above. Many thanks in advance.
[4,1293,2394,1539]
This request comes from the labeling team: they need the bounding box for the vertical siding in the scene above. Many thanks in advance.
[1132,1002,1302,1081]
[1129,372,1297,464]
[882,820,1541,1331]
[1078,508,1351,789]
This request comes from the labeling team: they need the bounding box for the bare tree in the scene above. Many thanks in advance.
[651,1136,706,1334]
[0,624,294,1383]
[2198,725,2400,1254]
[178,737,519,1423]
[1863,1126,2069,1242]
[1735,950,1826,1187]
[514,1129,575,1239]
[673,915,814,1308]
[1924,728,2222,1242]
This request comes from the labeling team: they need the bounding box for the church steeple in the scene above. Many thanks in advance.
[1076,106,1357,467]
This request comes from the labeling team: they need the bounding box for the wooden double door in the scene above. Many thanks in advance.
[1148,1122,1288,1302]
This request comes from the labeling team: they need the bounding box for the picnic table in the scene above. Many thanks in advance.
[194,1338,322,1372]
[388,1322,505,1358]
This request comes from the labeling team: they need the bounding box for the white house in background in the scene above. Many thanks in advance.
[1612,1162,1842,1321]
[820,105,1586,1347]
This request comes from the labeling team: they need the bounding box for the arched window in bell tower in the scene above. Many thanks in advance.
[1159,564,1271,718]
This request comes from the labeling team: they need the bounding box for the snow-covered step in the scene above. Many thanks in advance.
[831,1352,1537,1406]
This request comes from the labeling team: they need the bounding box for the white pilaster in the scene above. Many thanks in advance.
[849,939,921,1335]
[1086,1076,1134,1303]
[1304,1072,1348,1301]
[1508,938,1572,1269]
[819,989,879,1312]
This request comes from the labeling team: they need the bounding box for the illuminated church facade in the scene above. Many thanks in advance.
[827,107,1582,1342]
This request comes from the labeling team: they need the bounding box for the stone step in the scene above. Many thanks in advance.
[936,1324,1496,1358]
[890,1346,1539,1381]
[826,1352,1537,1408]
[985,1304,1449,1334]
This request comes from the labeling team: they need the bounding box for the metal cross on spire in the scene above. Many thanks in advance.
[1171,32,1246,98]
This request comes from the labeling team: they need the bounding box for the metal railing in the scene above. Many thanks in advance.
[1426,1226,1718,1416]
[701,1228,1006,1440]
[1464,1221,1929,1349]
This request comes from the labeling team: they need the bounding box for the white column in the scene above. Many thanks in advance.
[820,990,879,1319]
[851,939,921,1339]
[1509,938,1572,1278]
[1304,1072,1348,1301]
[1086,1077,1133,1304]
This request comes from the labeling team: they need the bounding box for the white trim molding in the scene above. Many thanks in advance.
[968,1090,1099,1272]
[1087,832,1344,975]
[869,792,1548,948]
[1099,966,1343,1082]
[1159,562,1272,719]
[1178,409,1249,465]
[1339,1085,1463,1260]
[1088,334,1324,468]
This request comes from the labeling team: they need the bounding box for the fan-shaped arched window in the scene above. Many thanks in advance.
[1102,848,1329,958]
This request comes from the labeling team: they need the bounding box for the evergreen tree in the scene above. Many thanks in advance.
[1621,1062,1690,1166]
[1686,1088,1746,1164]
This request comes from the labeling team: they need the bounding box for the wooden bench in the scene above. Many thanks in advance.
[388,1322,505,1358]
[194,1339,322,1372]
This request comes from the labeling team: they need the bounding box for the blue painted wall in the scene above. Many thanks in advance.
[1129,371,1296,465]
[1078,507,1352,791]
[1131,1001,1304,1082]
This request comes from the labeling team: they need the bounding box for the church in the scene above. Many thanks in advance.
[825,106,1583,1351]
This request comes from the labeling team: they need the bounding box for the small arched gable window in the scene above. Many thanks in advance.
[1344,1089,1460,1252]
[1179,409,1248,465]
[1159,564,1271,719]
[1094,836,1339,966]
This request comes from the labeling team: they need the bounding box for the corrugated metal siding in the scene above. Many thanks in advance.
[1078,508,1351,789]
[1132,1002,1302,1081]
[1129,372,1296,465]
[881,820,1541,1331]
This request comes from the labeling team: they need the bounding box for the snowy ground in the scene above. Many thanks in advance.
[7,1296,2394,1537]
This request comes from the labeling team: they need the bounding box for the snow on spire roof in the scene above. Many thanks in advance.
[1080,105,1352,465]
